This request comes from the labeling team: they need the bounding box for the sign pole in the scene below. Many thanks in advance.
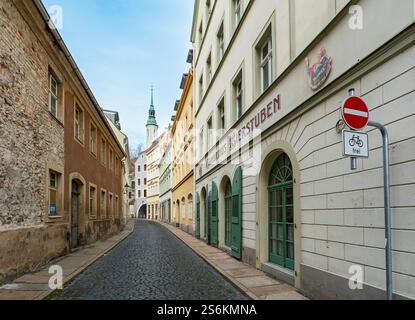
[348,89,358,170]
[368,120,393,300]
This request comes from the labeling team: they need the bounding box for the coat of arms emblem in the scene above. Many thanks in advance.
[305,48,333,91]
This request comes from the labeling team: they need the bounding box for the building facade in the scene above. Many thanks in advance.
[191,0,415,299]
[160,140,173,223]
[172,69,196,234]
[104,111,131,226]
[0,0,125,282]
[135,152,148,219]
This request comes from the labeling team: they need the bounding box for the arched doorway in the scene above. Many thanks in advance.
[138,204,147,219]
[210,182,218,247]
[71,179,82,249]
[231,167,242,259]
[196,193,201,239]
[268,153,294,270]
[224,180,232,248]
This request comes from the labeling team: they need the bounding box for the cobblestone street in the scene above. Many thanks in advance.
[54,221,248,300]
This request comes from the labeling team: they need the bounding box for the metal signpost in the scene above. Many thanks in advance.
[341,89,393,300]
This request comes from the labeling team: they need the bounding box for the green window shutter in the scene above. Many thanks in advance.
[211,182,219,247]
[196,193,201,239]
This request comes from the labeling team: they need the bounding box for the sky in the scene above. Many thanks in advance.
[41,0,194,152]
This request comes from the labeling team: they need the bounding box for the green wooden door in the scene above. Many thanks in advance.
[231,167,243,259]
[196,194,201,239]
[224,182,233,247]
[268,154,294,270]
[204,186,209,242]
[211,182,219,247]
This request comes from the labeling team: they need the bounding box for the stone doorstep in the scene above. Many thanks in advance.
[0,222,135,301]
[157,221,306,301]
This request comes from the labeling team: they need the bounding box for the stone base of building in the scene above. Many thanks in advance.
[0,223,69,284]
[84,219,122,245]
[242,247,256,267]
[300,264,410,300]
[262,262,295,286]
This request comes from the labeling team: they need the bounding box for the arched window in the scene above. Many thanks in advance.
[181,198,186,224]
[224,181,232,247]
[268,153,294,270]
[188,195,193,219]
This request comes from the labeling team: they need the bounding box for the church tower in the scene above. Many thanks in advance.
[146,87,158,148]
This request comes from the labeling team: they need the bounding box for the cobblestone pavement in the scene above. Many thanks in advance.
[55,220,248,300]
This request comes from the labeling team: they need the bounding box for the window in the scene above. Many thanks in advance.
[101,190,107,218]
[49,73,59,118]
[181,198,186,223]
[48,170,59,216]
[234,0,243,27]
[207,117,213,150]
[144,165,147,171]
[199,74,204,103]
[260,38,272,92]
[115,157,119,174]
[188,195,193,219]
[232,69,244,122]
[101,139,106,165]
[144,178,147,185]
[89,185,97,218]
[199,127,204,159]
[206,53,212,85]
[144,190,147,198]
[138,166,141,172]
[138,190,141,198]
[198,20,203,52]
[109,193,114,218]
[206,0,211,17]
[215,23,225,63]
[115,196,119,218]
[138,179,141,186]
[74,103,84,143]
[109,148,113,171]
[217,97,225,134]
[90,123,97,156]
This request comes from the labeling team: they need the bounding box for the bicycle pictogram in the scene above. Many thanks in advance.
[349,135,364,148]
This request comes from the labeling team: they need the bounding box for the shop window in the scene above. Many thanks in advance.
[268,153,294,270]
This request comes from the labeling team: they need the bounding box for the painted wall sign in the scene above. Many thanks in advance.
[305,48,333,91]
[196,95,282,179]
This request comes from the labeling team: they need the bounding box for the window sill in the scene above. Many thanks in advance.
[47,216,63,221]
[48,112,64,127]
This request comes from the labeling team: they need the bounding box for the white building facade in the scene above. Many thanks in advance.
[192,0,415,299]
[135,152,148,218]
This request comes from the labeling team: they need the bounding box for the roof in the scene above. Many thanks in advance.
[31,0,126,158]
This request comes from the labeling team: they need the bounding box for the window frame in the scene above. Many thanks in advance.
[100,188,107,219]
[46,164,64,220]
[74,102,85,144]
[48,73,59,119]
[90,121,97,157]
[100,138,106,166]
[89,183,98,219]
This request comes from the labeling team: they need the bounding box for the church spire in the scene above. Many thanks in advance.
[147,86,158,127]
[146,86,158,148]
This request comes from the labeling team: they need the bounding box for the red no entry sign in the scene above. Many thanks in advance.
[342,96,369,130]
